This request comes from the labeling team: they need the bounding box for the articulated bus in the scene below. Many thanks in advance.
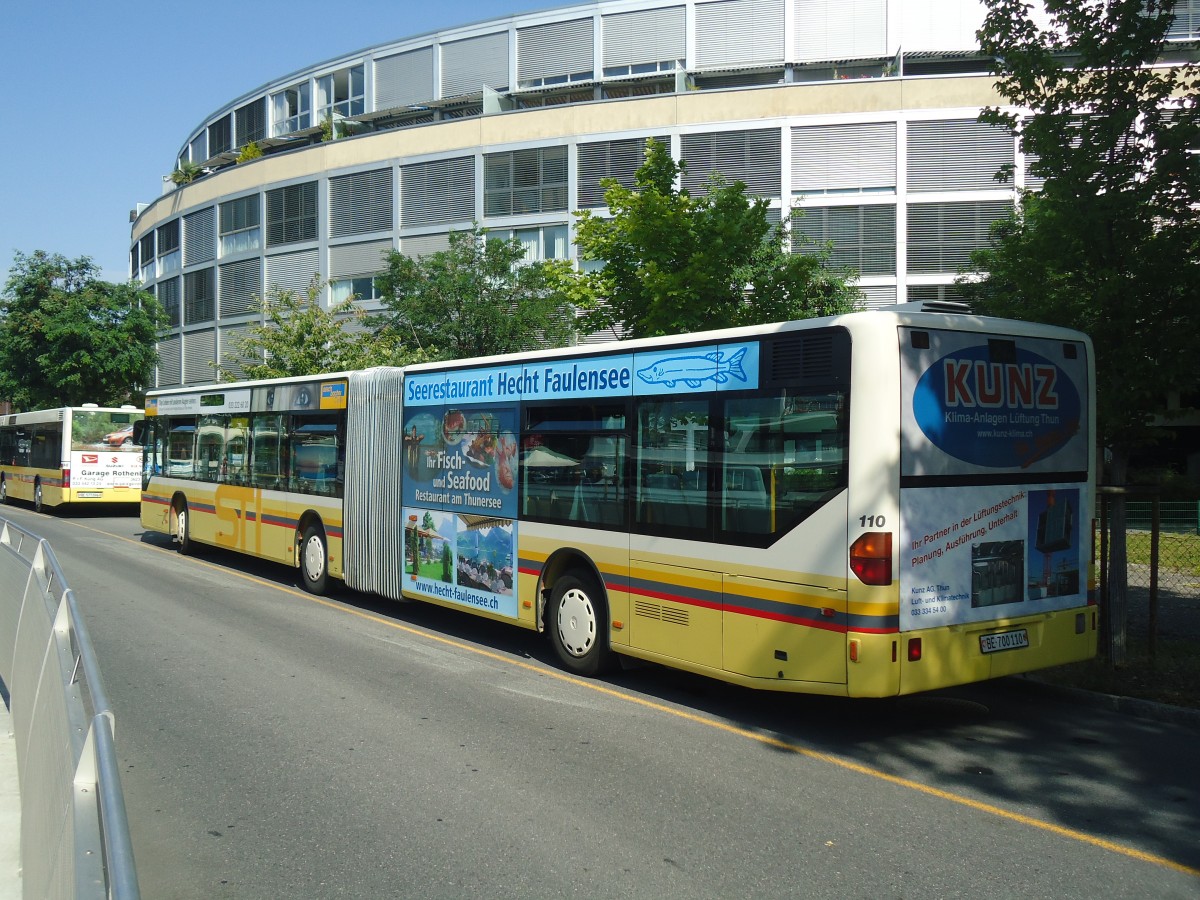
[139,306,1097,696]
[0,405,145,512]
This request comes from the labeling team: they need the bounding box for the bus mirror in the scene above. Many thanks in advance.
[132,420,148,446]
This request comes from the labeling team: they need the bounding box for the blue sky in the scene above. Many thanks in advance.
[0,0,562,287]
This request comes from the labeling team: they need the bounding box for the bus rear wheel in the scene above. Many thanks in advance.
[548,573,614,676]
[176,503,195,555]
[0,478,7,504]
[298,525,328,595]
[33,481,44,514]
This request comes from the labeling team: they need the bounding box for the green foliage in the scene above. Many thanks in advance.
[236,141,262,163]
[372,225,576,361]
[965,0,1200,463]
[170,160,202,185]
[213,278,418,382]
[320,116,334,142]
[0,251,162,408]
[572,139,861,340]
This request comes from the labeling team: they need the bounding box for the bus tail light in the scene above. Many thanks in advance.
[850,532,892,585]
[62,468,71,488]
[908,638,922,662]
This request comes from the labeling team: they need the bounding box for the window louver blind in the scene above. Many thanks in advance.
[577,135,669,207]
[220,195,260,234]
[183,330,216,385]
[266,182,318,246]
[441,32,510,96]
[859,285,896,308]
[602,7,685,68]
[158,276,181,328]
[518,18,594,82]
[375,47,435,110]
[157,334,182,387]
[184,268,215,325]
[792,123,895,194]
[681,129,781,196]
[906,200,1012,273]
[219,258,262,318]
[157,220,180,254]
[217,326,251,380]
[266,249,321,299]
[330,169,393,237]
[208,115,232,155]
[695,0,784,69]
[907,120,1015,192]
[793,204,896,276]
[183,207,216,266]
[235,98,266,146]
[330,240,392,279]
[401,156,475,227]
[400,233,452,258]
[793,0,886,63]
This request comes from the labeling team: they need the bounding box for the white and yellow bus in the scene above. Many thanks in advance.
[0,405,145,512]
[139,306,1097,696]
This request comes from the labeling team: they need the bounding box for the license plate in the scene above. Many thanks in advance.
[76,492,102,498]
[980,629,1029,654]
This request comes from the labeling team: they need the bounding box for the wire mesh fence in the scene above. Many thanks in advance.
[1096,493,1200,658]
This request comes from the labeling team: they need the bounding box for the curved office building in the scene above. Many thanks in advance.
[127,0,1197,388]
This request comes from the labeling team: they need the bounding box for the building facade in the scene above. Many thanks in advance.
[128,0,1200,388]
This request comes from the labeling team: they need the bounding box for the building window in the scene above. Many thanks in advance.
[273,82,312,137]
[484,146,568,217]
[487,224,569,261]
[317,65,365,120]
[330,276,381,304]
[266,182,318,247]
[157,220,181,276]
[220,195,262,256]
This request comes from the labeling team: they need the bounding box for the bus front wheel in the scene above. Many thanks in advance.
[33,481,44,514]
[298,525,328,595]
[0,478,7,504]
[548,573,614,677]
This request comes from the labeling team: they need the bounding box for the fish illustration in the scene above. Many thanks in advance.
[636,347,749,388]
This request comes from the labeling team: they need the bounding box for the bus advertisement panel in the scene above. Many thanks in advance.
[898,327,1091,632]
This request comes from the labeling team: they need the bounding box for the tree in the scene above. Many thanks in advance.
[372,226,576,361]
[214,278,412,381]
[572,139,861,340]
[965,0,1200,662]
[0,251,162,408]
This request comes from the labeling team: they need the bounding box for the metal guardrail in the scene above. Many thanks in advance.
[0,517,139,899]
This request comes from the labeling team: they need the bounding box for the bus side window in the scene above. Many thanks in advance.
[250,414,286,490]
[167,418,197,478]
[224,417,250,485]
[197,416,225,483]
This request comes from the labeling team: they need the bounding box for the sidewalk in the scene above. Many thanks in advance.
[0,688,21,899]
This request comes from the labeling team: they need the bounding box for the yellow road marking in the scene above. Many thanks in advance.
[71,518,1200,880]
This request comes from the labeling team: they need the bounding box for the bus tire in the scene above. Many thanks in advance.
[33,481,44,514]
[298,524,328,595]
[0,477,7,504]
[548,572,614,677]
[176,502,195,556]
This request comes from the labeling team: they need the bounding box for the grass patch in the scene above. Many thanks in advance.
[1124,531,1200,577]
[1034,637,1200,709]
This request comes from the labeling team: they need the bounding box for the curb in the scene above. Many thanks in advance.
[1010,674,1200,731]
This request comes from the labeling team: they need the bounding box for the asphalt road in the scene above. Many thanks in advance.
[5,502,1199,899]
